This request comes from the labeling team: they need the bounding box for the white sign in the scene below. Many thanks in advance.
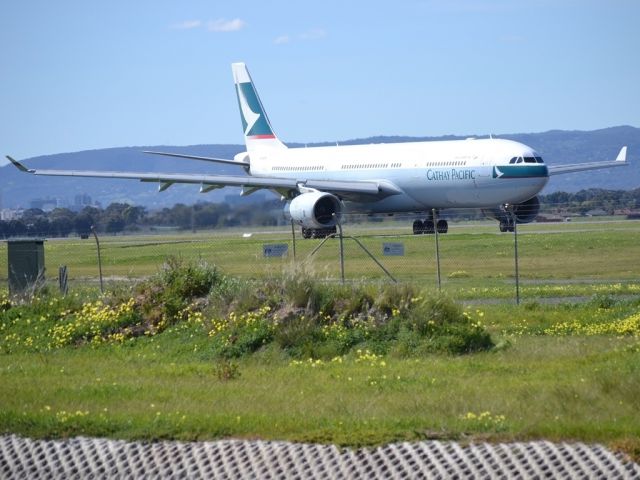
[263,244,289,257]
[383,242,404,256]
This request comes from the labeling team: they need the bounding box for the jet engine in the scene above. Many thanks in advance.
[482,196,541,227]
[286,191,343,229]
[509,196,541,224]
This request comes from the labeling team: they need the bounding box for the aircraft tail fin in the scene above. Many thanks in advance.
[232,62,287,152]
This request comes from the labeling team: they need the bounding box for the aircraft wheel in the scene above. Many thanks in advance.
[436,219,448,234]
[412,220,425,235]
[302,228,311,239]
[499,222,508,233]
[424,220,435,234]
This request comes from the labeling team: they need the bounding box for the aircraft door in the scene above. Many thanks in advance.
[474,155,492,188]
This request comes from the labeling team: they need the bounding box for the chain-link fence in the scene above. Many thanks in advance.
[1,210,639,304]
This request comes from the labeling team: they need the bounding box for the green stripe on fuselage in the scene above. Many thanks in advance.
[493,165,548,179]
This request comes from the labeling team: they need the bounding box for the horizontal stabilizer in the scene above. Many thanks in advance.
[143,151,245,167]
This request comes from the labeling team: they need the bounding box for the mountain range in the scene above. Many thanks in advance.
[1,126,638,210]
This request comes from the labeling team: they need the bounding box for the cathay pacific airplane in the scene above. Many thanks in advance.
[7,63,628,238]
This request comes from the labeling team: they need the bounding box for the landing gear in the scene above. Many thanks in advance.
[301,226,337,239]
[424,220,435,234]
[499,219,515,233]
[412,212,448,235]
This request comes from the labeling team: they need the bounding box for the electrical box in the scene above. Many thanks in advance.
[7,239,46,295]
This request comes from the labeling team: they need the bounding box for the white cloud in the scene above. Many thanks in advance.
[299,28,326,40]
[171,20,202,30]
[274,35,290,45]
[207,18,246,32]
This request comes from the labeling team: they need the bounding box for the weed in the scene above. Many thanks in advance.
[215,360,241,381]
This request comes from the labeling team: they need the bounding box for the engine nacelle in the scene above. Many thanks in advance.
[482,196,541,224]
[286,192,343,228]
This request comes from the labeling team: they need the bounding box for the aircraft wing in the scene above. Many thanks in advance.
[6,156,402,200]
[547,146,628,176]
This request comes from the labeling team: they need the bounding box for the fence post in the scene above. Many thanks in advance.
[91,225,104,294]
[290,220,297,261]
[58,265,68,296]
[511,211,521,305]
[334,214,345,284]
[433,208,442,292]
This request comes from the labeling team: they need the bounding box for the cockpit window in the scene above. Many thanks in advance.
[509,155,544,165]
[509,157,544,165]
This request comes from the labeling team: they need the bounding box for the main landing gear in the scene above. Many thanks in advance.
[499,218,516,233]
[301,226,337,239]
[412,212,448,235]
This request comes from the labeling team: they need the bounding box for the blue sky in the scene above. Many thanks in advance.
[1,0,639,164]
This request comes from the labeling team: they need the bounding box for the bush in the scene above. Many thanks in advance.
[206,281,495,359]
[394,296,495,355]
[159,256,220,300]
[135,257,221,325]
[208,306,275,359]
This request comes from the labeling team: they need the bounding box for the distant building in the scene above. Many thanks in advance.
[74,193,93,208]
[1,208,24,221]
[29,198,60,212]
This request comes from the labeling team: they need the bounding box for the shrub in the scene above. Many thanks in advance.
[215,359,241,381]
[135,257,221,325]
[208,306,275,359]
[396,296,494,355]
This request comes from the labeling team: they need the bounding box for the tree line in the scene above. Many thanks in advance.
[538,188,640,215]
[1,188,639,239]
[0,200,283,238]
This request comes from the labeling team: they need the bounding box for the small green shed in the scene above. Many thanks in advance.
[7,239,46,295]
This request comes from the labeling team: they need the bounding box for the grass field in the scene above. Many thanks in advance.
[1,219,639,458]
[0,299,639,455]
[1,217,639,301]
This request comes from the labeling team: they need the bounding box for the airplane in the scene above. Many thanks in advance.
[7,63,629,238]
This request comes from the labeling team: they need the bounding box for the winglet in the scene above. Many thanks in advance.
[616,146,627,162]
[6,155,34,173]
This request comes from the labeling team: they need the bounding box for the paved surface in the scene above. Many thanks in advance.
[1,435,639,479]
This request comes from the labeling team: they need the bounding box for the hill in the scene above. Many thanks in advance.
[1,126,638,209]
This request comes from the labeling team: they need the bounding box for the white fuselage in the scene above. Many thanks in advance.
[248,137,549,213]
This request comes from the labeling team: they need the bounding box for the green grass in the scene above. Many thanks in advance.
[0,218,636,286]
[1,218,639,301]
[1,278,639,457]
[0,333,638,447]
[1,222,640,458]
